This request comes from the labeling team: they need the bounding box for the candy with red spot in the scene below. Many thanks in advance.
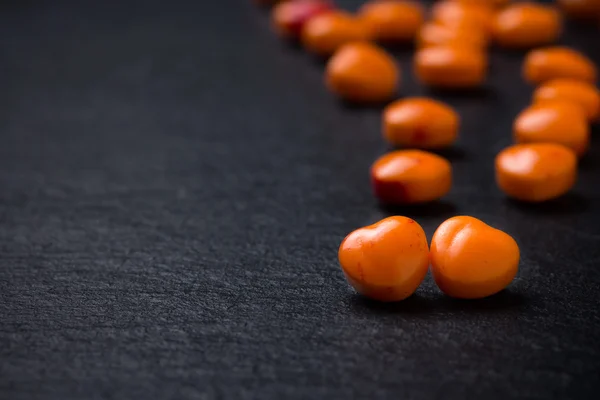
[338,216,430,302]
[370,150,453,205]
[383,97,459,149]
[272,0,335,38]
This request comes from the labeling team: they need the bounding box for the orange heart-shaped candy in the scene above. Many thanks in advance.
[431,216,520,299]
[338,216,429,302]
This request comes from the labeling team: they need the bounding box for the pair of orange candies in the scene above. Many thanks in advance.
[339,215,520,301]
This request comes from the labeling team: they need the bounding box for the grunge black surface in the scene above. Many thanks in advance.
[1,1,600,399]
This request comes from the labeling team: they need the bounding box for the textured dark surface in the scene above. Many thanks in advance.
[1,0,600,399]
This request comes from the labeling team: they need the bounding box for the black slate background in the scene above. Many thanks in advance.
[1,0,600,399]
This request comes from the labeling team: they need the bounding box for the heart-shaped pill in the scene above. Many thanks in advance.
[338,216,429,302]
[430,216,520,299]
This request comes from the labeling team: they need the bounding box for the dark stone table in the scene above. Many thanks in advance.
[1,1,599,399]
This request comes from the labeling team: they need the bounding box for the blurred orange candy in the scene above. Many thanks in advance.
[301,11,371,56]
[414,46,488,88]
[338,216,430,302]
[513,101,589,156]
[416,22,488,49]
[451,0,510,7]
[358,0,425,42]
[383,97,459,149]
[272,0,334,38]
[370,150,452,204]
[430,216,520,299]
[496,143,577,202]
[533,79,600,122]
[523,47,597,85]
[431,1,495,33]
[492,2,561,48]
[557,0,600,20]
[326,42,400,103]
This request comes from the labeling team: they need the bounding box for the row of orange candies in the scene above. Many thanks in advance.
[254,0,599,301]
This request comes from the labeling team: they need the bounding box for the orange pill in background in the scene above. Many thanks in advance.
[523,47,597,85]
[301,11,371,57]
[416,22,488,49]
[452,0,510,7]
[383,97,459,148]
[492,2,561,48]
[414,46,488,88]
[338,216,429,302]
[272,0,334,39]
[326,42,400,103]
[513,101,589,156]
[558,0,600,20]
[358,0,425,43]
[533,79,600,122]
[370,150,452,204]
[430,216,520,299]
[431,0,495,34]
[495,143,577,202]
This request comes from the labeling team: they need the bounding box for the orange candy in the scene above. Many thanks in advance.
[430,216,520,299]
[370,150,452,204]
[513,101,589,156]
[492,3,561,48]
[557,0,600,20]
[338,216,429,302]
[383,97,459,148]
[431,1,494,33]
[451,0,509,7]
[326,42,400,103]
[523,47,597,85]
[414,46,487,88]
[358,0,424,42]
[533,79,600,122]
[272,0,334,38]
[416,21,488,49]
[496,143,577,202]
[301,11,371,56]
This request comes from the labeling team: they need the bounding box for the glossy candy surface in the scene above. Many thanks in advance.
[383,97,459,148]
[495,143,577,202]
[326,42,399,103]
[301,11,371,56]
[414,46,487,88]
[430,216,520,299]
[533,79,600,122]
[523,47,597,85]
[370,150,452,204]
[431,1,494,33]
[513,101,589,156]
[492,3,561,48]
[338,216,429,302]
[416,21,488,49]
[359,0,424,42]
